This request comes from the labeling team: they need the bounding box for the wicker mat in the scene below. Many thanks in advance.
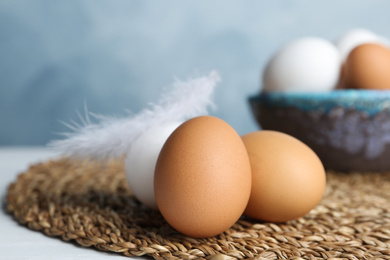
[5,158,390,260]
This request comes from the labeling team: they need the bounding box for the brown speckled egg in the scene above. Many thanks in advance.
[241,130,326,223]
[154,116,251,238]
[344,43,390,89]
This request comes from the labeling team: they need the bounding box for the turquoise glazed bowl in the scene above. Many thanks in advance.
[249,90,390,172]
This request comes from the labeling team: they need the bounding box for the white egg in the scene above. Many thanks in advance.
[336,28,390,61]
[125,121,182,210]
[262,37,341,92]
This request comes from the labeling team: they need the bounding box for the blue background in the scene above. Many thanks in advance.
[1,0,389,145]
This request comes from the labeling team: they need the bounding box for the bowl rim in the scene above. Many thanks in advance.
[249,89,390,115]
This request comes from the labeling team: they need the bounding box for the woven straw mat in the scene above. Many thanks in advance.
[5,158,390,259]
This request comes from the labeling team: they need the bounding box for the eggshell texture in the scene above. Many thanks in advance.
[241,130,326,223]
[154,116,252,238]
[125,121,182,210]
[263,37,341,92]
[344,43,390,90]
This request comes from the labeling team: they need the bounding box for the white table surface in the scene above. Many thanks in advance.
[0,147,147,260]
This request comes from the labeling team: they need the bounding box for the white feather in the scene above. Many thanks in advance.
[48,70,220,160]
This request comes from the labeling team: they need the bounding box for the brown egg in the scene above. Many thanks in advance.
[154,116,251,238]
[241,130,326,223]
[344,43,390,89]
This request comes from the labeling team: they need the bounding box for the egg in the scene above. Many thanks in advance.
[344,43,390,90]
[125,121,182,210]
[241,130,326,223]
[335,28,389,61]
[154,116,252,238]
[263,37,341,92]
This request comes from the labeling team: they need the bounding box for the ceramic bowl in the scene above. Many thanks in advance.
[249,90,390,172]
